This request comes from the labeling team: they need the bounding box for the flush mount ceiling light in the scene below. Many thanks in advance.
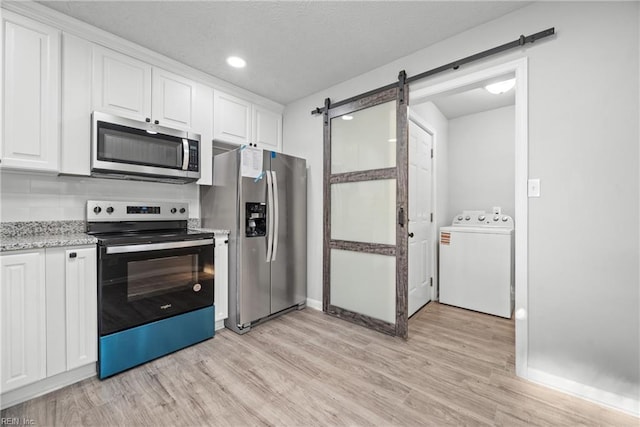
[485,78,516,94]
[341,115,354,121]
[226,56,246,68]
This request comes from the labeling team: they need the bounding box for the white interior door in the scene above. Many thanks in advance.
[408,120,433,316]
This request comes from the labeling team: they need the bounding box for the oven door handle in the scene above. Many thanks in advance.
[105,239,214,254]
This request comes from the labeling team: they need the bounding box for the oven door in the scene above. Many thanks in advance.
[98,238,214,336]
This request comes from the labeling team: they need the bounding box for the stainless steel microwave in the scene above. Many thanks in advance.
[91,112,201,184]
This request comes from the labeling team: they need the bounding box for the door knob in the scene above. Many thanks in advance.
[408,232,414,238]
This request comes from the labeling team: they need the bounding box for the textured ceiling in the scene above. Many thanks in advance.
[40,1,531,105]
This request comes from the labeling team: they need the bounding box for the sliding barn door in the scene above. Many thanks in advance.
[323,85,409,338]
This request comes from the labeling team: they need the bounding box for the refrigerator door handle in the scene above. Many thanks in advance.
[271,170,279,262]
[266,170,274,262]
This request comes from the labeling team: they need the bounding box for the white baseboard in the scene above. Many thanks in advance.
[1,363,96,410]
[305,297,322,311]
[526,367,639,417]
[215,319,226,331]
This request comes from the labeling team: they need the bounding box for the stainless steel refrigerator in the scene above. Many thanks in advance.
[200,148,307,334]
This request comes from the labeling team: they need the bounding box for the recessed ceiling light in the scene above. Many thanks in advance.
[485,78,516,95]
[341,115,353,121]
[226,56,246,68]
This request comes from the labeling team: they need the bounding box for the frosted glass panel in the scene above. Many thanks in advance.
[330,249,396,324]
[331,179,396,245]
[331,101,396,173]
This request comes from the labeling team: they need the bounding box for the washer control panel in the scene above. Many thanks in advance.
[451,210,514,227]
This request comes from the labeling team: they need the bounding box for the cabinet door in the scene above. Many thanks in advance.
[1,12,60,172]
[93,46,152,121]
[152,68,195,130]
[252,106,282,152]
[193,83,214,185]
[214,236,229,324]
[64,247,97,371]
[0,251,46,392]
[60,33,92,176]
[213,91,251,145]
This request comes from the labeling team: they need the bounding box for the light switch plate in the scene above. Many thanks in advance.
[528,179,541,197]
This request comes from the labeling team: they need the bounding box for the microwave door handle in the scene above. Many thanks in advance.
[266,170,274,262]
[271,170,279,262]
[182,139,189,170]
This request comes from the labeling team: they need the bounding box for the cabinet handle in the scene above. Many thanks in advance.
[145,118,151,123]
[69,252,77,258]
[154,120,159,125]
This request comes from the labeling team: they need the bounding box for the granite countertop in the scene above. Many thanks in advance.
[0,220,96,252]
[1,233,98,252]
[189,227,230,235]
[0,221,229,252]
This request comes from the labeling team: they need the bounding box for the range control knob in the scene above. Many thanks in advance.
[93,206,102,214]
[478,215,486,221]
[493,216,500,221]
[465,216,470,221]
[457,216,463,221]
[502,216,509,222]
[106,206,114,214]
[179,208,186,214]
[171,208,177,214]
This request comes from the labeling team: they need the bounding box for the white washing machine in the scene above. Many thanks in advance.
[439,210,514,318]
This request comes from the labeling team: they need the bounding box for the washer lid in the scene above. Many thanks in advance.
[440,226,513,235]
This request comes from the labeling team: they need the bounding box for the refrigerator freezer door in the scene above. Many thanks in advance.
[269,153,307,314]
[239,173,271,325]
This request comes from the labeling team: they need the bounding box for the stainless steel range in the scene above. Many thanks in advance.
[87,200,215,379]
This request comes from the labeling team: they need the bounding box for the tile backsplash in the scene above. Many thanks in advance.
[0,171,200,222]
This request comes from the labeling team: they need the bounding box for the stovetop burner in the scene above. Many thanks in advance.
[86,200,212,245]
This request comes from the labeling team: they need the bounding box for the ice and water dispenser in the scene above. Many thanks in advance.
[246,202,267,237]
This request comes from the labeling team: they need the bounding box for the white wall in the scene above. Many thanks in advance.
[283,1,639,409]
[448,105,514,219]
[0,172,199,221]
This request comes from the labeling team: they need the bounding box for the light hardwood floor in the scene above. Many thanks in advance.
[2,303,637,426]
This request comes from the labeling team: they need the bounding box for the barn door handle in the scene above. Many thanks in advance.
[398,207,405,227]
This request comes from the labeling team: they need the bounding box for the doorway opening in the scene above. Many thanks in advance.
[407,58,529,377]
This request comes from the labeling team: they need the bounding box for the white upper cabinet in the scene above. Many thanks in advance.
[152,68,196,130]
[93,45,196,130]
[213,90,283,151]
[253,105,283,151]
[213,90,252,145]
[193,83,214,185]
[92,45,152,121]
[1,11,60,172]
[60,33,92,176]
[1,250,46,393]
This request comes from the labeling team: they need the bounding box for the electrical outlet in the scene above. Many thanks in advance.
[528,179,541,197]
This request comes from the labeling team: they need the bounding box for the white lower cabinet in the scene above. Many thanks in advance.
[45,246,97,375]
[214,235,229,327]
[0,246,97,397]
[0,251,46,393]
